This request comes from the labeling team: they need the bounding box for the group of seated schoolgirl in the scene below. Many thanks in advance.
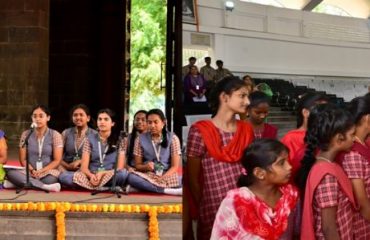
[184,75,370,240]
[0,104,182,195]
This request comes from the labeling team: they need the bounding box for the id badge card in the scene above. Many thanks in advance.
[155,169,163,176]
[196,85,200,90]
[73,155,80,161]
[36,161,43,170]
[98,166,105,172]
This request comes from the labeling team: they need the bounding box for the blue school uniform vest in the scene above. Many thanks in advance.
[138,132,173,171]
[25,128,57,169]
[87,133,118,172]
[0,130,4,138]
[63,127,97,163]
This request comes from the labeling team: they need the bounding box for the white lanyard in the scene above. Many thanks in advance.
[74,136,86,156]
[98,141,109,166]
[151,141,161,163]
[38,136,46,161]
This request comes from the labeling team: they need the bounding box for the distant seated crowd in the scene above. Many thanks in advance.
[182,56,273,105]
[0,105,182,195]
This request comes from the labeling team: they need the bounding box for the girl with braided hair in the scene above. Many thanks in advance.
[281,92,328,182]
[296,104,356,240]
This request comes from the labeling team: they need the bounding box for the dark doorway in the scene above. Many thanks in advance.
[49,0,126,131]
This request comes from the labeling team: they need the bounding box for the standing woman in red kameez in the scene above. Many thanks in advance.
[280,93,328,181]
[185,76,254,240]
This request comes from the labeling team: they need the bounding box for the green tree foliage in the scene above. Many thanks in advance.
[130,0,167,118]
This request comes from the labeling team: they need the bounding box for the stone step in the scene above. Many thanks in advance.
[0,211,181,240]
[267,121,296,128]
[268,111,294,116]
[269,107,283,111]
[267,116,296,122]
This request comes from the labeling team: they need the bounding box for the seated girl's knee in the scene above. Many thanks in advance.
[58,171,71,181]
[116,170,129,182]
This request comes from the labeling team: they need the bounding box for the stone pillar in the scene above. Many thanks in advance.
[0,0,49,148]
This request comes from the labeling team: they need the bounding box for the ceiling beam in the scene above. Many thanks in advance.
[302,0,323,11]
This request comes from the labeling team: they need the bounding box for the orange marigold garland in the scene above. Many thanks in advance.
[55,205,66,240]
[148,206,159,240]
[0,202,182,239]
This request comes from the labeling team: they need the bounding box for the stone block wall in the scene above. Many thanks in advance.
[0,0,50,149]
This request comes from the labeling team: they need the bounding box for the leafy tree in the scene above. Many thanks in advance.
[130,0,167,119]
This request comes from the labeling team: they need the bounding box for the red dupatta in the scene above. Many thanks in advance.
[194,120,254,163]
[234,184,299,240]
[301,162,356,240]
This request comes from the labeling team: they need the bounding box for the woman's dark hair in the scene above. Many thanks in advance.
[295,104,355,191]
[127,110,148,162]
[238,139,289,187]
[248,91,270,108]
[31,104,51,116]
[208,76,247,117]
[147,108,168,148]
[296,93,328,128]
[242,75,253,82]
[97,108,118,154]
[69,104,96,128]
[347,95,370,124]
[70,104,91,118]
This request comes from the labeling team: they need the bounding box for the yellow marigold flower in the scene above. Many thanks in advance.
[117,204,124,212]
[5,203,12,211]
[109,204,115,212]
[63,202,71,211]
[37,202,46,211]
[91,204,98,212]
[86,205,93,212]
[133,205,140,213]
[28,202,36,211]
[15,203,21,211]
[122,205,128,212]
[21,203,28,211]
[80,204,87,212]
[157,206,165,213]
[141,204,150,212]
[74,204,80,212]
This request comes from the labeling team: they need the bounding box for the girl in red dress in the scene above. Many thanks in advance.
[246,91,278,139]
[211,139,299,240]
